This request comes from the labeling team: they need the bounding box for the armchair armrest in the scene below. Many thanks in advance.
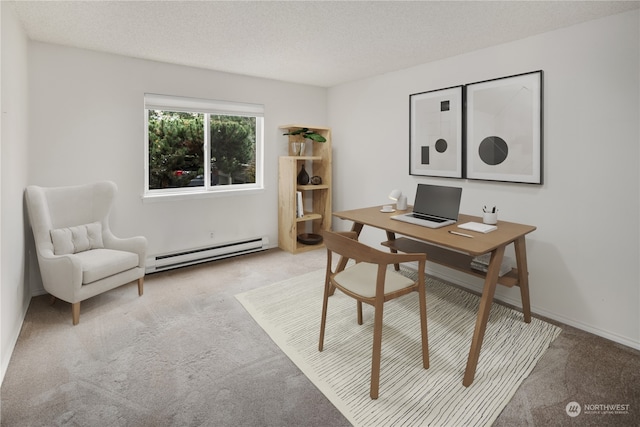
[35,247,83,302]
[103,232,148,268]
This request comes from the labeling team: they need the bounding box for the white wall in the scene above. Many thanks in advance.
[328,10,640,349]
[26,42,327,287]
[1,3,31,382]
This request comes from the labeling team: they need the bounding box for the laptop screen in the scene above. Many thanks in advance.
[412,184,462,221]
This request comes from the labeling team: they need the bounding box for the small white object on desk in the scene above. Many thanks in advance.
[458,222,497,233]
[388,189,407,210]
[483,212,498,225]
[482,206,498,224]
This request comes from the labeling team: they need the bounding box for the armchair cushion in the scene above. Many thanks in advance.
[50,222,104,255]
[75,249,139,284]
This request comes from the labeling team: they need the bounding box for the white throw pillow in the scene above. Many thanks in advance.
[50,222,104,255]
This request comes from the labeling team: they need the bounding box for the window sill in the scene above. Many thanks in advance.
[142,185,265,203]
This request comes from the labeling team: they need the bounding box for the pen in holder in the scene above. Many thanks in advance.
[483,206,498,225]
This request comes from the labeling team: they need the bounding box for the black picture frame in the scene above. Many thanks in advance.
[465,70,543,184]
[409,85,464,178]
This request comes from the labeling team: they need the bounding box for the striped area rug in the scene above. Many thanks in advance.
[236,268,561,426]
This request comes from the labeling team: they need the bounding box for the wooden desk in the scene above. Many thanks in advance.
[332,205,536,386]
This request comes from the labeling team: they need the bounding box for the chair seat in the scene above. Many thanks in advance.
[74,249,139,284]
[334,262,415,298]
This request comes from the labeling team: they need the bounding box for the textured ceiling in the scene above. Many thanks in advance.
[9,1,640,87]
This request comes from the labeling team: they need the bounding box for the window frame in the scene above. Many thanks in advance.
[143,93,264,202]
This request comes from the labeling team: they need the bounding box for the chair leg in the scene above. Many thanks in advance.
[137,277,144,296]
[418,281,430,369]
[72,302,80,325]
[319,277,331,352]
[49,295,57,305]
[370,300,384,399]
[357,301,363,325]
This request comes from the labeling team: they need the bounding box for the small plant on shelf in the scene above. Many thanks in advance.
[282,128,326,142]
[283,128,326,156]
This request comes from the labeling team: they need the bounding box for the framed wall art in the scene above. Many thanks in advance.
[410,85,464,178]
[465,70,543,184]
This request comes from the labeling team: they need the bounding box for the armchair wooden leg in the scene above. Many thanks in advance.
[72,302,80,325]
[49,295,57,305]
[137,277,144,296]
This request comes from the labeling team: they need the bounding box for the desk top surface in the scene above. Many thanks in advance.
[333,205,536,256]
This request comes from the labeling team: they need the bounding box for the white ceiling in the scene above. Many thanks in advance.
[9,1,640,87]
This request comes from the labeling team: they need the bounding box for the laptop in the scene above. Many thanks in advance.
[391,184,462,228]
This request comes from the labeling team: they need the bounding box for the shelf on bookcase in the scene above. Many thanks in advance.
[297,184,329,191]
[296,213,322,222]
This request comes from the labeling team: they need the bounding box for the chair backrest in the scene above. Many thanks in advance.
[322,230,419,267]
[25,181,117,254]
[323,230,375,264]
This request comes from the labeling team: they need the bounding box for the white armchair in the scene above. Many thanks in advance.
[25,181,147,325]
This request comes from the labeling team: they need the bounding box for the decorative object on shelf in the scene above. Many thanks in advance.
[297,233,323,245]
[389,189,407,210]
[297,164,310,185]
[283,127,327,143]
[466,70,543,184]
[296,191,304,218]
[310,175,322,185]
[291,141,306,156]
[285,128,327,156]
[410,85,464,178]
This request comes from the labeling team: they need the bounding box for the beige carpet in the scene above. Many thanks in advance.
[236,267,561,427]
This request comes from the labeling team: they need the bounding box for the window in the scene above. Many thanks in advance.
[144,94,264,199]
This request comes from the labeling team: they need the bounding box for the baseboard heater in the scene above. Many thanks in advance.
[146,237,269,273]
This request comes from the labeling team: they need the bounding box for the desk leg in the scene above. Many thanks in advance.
[385,231,400,271]
[336,222,364,272]
[463,245,505,387]
[514,236,532,323]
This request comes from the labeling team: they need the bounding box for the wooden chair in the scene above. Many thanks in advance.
[319,230,429,399]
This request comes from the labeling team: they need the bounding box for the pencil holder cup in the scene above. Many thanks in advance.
[483,212,498,225]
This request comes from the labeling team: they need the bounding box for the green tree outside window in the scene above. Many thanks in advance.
[148,111,256,189]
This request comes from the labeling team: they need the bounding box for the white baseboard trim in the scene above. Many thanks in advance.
[405,261,640,351]
[0,303,30,386]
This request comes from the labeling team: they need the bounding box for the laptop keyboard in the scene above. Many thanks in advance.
[410,213,447,223]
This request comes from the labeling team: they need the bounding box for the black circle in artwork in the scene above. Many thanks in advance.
[478,136,508,165]
[434,138,448,153]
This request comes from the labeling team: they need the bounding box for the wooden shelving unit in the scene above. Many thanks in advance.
[278,125,332,253]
